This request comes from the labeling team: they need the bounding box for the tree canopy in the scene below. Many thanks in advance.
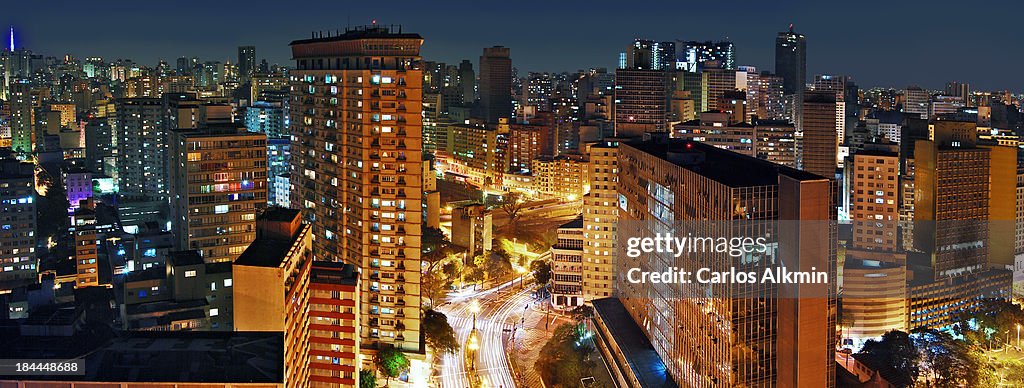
[423,309,459,355]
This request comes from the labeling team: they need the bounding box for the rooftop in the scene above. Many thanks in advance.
[235,239,294,268]
[592,298,678,388]
[289,25,422,46]
[624,138,823,188]
[0,331,284,383]
[310,261,359,286]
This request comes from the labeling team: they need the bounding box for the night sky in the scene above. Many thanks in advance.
[6,1,1023,91]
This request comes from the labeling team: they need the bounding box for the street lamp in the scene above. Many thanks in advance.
[467,330,480,371]
[470,300,480,330]
[1017,323,1021,349]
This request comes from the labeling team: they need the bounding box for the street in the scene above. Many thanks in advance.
[435,255,571,388]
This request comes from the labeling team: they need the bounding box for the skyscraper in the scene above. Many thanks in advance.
[775,25,806,96]
[238,45,256,82]
[479,46,512,123]
[677,40,735,72]
[290,25,425,355]
[581,141,618,301]
[801,91,838,178]
[9,81,33,155]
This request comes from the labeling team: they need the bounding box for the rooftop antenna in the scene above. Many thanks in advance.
[9,26,13,51]
[788,23,794,33]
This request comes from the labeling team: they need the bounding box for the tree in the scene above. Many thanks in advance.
[569,305,594,323]
[1005,360,1024,385]
[530,260,552,287]
[500,192,527,227]
[421,228,458,307]
[374,347,410,387]
[359,369,377,388]
[535,323,594,387]
[423,309,459,355]
[463,262,486,290]
[483,249,513,281]
[914,329,995,387]
[858,330,920,387]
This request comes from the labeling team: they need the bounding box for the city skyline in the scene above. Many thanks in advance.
[5,0,1024,90]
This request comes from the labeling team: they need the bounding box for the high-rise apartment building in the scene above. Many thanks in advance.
[72,204,100,288]
[9,81,34,155]
[116,98,167,202]
[0,158,36,289]
[289,26,425,355]
[616,138,836,387]
[801,91,838,178]
[234,208,314,388]
[550,217,584,308]
[842,143,908,343]
[308,260,362,386]
[169,124,267,263]
[581,141,618,301]
[479,46,512,123]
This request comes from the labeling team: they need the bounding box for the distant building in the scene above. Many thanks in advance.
[801,91,839,178]
[479,46,513,123]
[450,202,493,256]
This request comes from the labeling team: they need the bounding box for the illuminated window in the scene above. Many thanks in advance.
[215,205,229,214]
[185,270,197,278]
[210,308,219,317]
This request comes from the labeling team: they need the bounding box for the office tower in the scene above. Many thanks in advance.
[700,68,737,112]
[238,46,256,82]
[169,123,267,263]
[676,40,735,72]
[616,138,835,386]
[9,81,33,155]
[614,68,672,136]
[984,143,1017,270]
[945,81,971,104]
[801,91,838,178]
[842,144,908,343]
[754,120,798,167]
[479,46,512,123]
[176,56,190,75]
[458,59,475,104]
[507,122,553,174]
[910,119,1012,330]
[115,98,166,201]
[0,158,36,289]
[623,39,675,70]
[673,111,755,156]
[582,141,618,301]
[234,208,313,387]
[775,25,806,96]
[929,94,964,118]
[902,87,929,119]
[290,25,425,354]
[550,217,584,308]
